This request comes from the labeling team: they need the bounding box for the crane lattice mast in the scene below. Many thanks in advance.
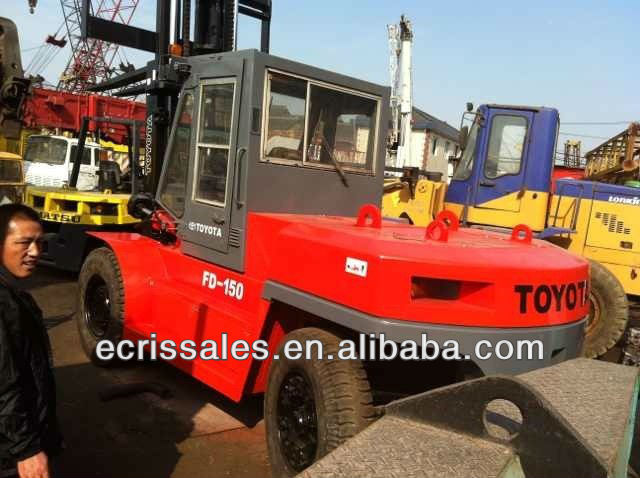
[57,0,140,92]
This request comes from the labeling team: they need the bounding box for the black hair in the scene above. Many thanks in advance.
[0,204,41,246]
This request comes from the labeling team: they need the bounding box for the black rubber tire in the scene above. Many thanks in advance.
[76,247,125,366]
[583,260,629,358]
[265,327,375,477]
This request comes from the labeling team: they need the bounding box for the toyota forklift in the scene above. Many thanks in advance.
[68,1,612,476]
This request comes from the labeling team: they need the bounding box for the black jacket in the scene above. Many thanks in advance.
[0,266,62,471]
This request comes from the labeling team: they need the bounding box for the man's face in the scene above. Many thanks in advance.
[1,217,43,278]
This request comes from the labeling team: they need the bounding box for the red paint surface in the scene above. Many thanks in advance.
[89,211,589,401]
[23,87,146,143]
[552,166,585,192]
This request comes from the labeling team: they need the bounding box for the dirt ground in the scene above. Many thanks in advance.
[22,266,640,478]
[24,267,272,478]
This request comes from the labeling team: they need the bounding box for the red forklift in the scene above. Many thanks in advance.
[73,1,590,475]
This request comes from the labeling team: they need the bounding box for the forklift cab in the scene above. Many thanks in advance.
[445,105,560,232]
[155,50,388,272]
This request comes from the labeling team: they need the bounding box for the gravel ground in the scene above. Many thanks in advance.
[24,266,271,478]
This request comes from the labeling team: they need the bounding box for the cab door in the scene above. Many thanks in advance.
[149,60,254,400]
[467,109,533,227]
[180,59,246,272]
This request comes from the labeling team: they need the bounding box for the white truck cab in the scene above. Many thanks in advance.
[23,135,103,191]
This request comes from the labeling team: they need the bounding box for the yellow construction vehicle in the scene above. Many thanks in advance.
[383,104,639,358]
[23,116,143,271]
[0,151,26,204]
[0,17,30,206]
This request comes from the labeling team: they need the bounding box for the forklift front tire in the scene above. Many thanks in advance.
[264,327,375,477]
[76,247,125,367]
[583,260,629,358]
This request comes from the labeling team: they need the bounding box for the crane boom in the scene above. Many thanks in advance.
[58,0,141,92]
[585,122,640,183]
[387,15,415,169]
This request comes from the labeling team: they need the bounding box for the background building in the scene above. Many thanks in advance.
[411,107,460,181]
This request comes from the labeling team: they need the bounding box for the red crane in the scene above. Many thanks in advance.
[57,0,140,92]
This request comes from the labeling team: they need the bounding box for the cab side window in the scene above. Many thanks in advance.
[264,73,306,161]
[262,71,379,174]
[452,121,478,181]
[484,115,527,179]
[158,92,195,217]
[70,145,92,165]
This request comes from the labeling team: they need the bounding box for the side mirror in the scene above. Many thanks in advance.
[466,102,474,112]
[459,126,469,151]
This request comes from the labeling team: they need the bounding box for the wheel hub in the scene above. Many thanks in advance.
[84,275,111,339]
[586,290,603,336]
[276,371,318,472]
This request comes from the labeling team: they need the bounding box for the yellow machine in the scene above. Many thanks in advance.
[382,105,639,358]
[548,186,640,296]
[20,120,143,271]
[382,175,447,223]
[0,151,26,204]
[0,128,37,157]
[23,162,139,270]
[24,186,138,271]
[26,187,137,226]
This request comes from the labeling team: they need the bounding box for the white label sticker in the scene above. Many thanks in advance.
[345,257,368,278]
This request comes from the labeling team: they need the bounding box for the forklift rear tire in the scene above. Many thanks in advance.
[76,247,125,367]
[264,327,375,477]
[583,260,629,358]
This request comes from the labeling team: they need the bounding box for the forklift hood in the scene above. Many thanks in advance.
[90,207,589,331]
[246,211,590,328]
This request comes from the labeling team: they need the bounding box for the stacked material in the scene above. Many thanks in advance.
[622,327,640,366]
[585,123,640,184]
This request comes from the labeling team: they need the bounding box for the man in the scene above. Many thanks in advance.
[0,204,62,478]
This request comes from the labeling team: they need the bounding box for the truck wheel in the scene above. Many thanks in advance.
[583,260,629,358]
[76,247,125,366]
[265,327,375,477]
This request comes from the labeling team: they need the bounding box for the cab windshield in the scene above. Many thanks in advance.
[452,120,479,181]
[24,137,68,165]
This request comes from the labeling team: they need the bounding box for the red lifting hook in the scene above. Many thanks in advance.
[356,204,382,229]
[425,210,460,242]
[511,224,533,244]
[425,220,449,242]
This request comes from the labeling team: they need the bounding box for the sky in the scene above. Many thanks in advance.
[5,0,639,153]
